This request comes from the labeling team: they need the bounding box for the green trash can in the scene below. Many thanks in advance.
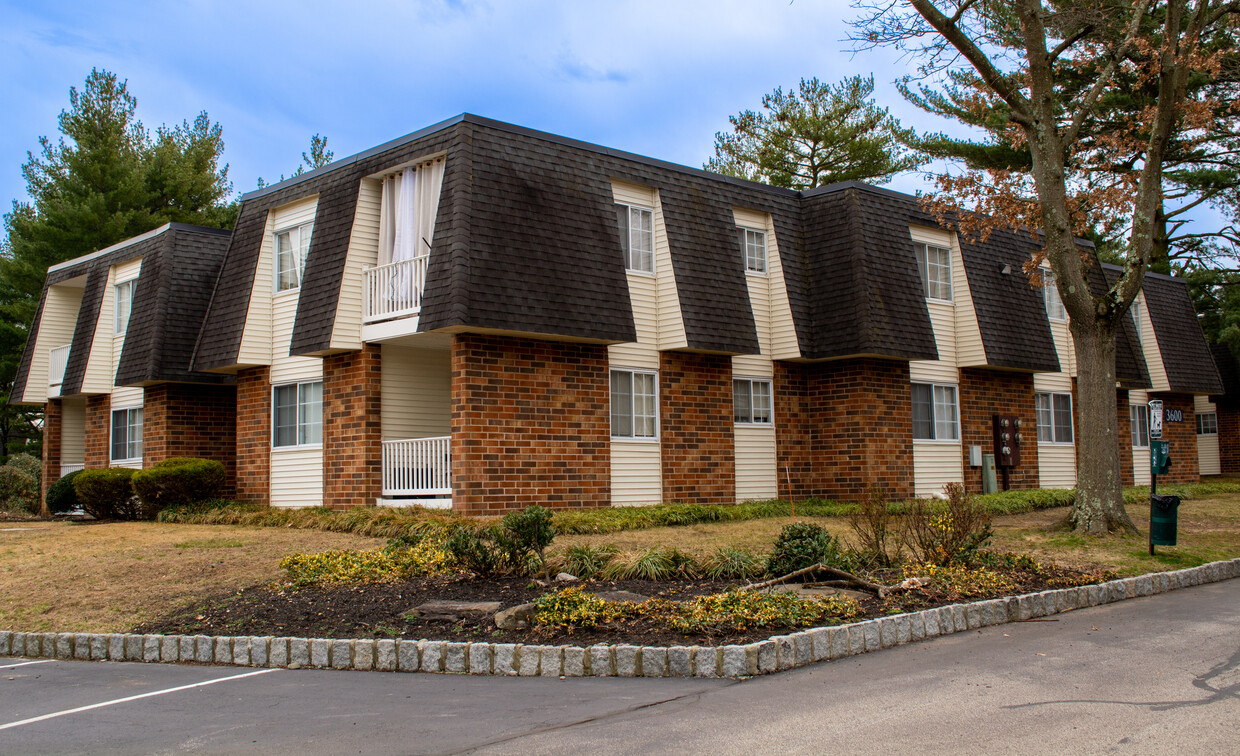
[1150,495,1180,546]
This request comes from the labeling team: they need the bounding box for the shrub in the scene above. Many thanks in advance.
[849,487,902,567]
[281,537,453,586]
[444,526,510,577]
[45,470,84,514]
[559,544,618,579]
[903,482,993,565]
[533,587,627,629]
[700,547,765,580]
[131,457,226,515]
[501,505,556,575]
[5,453,41,489]
[767,522,853,577]
[73,467,139,520]
[664,589,861,634]
[0,466,38,513]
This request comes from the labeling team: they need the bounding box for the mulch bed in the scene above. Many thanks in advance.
[135,562,1110,647]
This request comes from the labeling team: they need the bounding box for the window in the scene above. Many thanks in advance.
[273,381,323,447]
[114,280,134,334]
[110,407,143,461]
[611,369,657,438]
[274,222,314,292]
[1130,300,1142,345]
[1197,412,1218,435]
[733,378,772,424]
[738,227,767,274]
[1131,404,1150,448]
[912,383,959,441]
[1042,270,1066,321]
[1035,392,1074,443]
[616,204,654,273]
[915,243,953,301]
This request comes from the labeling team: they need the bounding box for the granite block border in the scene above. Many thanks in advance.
[2,559,1235,679]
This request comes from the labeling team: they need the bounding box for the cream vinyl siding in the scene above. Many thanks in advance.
[612,180,687,351]
[734,206,799,361]
[270,448,324,508]
[109,258,143,392]
[1135,291,1170,391]
[1196,395,1220,476]
[82,263,132,395]
[611,441,662,506]
[238,197,319,367]
[913,444,963,498]
[735,425,777,500]
[1033,373,1076,487]
[330,179,381,351]
[23,283,84,403]
[911,225,985,367]
[381,345,450,439]
[60,396,86,470]
[1130,389,1151,485]
[1042,263,1077,377]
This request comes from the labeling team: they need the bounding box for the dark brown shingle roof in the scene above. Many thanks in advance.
[1135,270,1222,394]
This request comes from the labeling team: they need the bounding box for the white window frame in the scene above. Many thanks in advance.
[1197,411,1218,435]
[1035,392,1074,444]
[274,222,314,293]
[912,382,960,442]
[1131,404,1150,448]
[610,368,658,440]
[272,380,323,449]
[1130,300,1143,346]
[110,406,143,462]
[738,227,767,275]
[1042,269,1066,322]
[916,243,953,302]
[114,279,135,334]
[616,203,655,274]
[733,377,773,425]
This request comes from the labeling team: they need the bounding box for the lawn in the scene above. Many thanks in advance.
[0,521,382,633]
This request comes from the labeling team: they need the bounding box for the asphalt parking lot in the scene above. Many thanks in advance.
[2,579,1237,755]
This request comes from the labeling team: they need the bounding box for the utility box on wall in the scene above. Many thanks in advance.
[992,414,1023,468]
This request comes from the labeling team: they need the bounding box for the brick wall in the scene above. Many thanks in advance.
[775,358,913,501]
[1218,405,1240,474]
[1117,390,1134,486]
[142,384,237,495]
[84,394,110,469]
[659,352,734,504]
[323,345,382,509]
[235,367,270,504]
[450,334,610,515]
[959,368,1038,493]
[40,399,61,513]
[1150,392,1199,484]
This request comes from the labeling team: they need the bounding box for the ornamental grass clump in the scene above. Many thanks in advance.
[700,547,765,580]
[558,544,619,579]
[601,547,696,581]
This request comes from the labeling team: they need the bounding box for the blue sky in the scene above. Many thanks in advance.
[0,0,943,211]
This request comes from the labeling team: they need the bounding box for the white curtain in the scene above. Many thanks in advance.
[378,176,399,266]
[392,167,418,264]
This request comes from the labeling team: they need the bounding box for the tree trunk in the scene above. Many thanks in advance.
[1069,322,1138,534]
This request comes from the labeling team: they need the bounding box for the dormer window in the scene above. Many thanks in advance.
[738,227,767,274]
[275,222,313,292]
[1131,299,1142,345]
[114,279,134,334]
[1042,269,1066,321]
[616,203,654,273]
[916,243,952,301]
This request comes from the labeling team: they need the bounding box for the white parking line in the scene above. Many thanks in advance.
[0,660,55,670]
[0,668,279,731]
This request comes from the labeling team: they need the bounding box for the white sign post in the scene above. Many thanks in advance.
[1149,399,1164,440]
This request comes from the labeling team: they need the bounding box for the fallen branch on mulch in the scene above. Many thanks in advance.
[742,564,902,598]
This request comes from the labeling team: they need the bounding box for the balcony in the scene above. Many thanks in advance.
[380,436,451,507]
[48,344,71,397]
[364,257,428,324]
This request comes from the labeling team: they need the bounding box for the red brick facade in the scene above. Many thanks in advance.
[1117,390,1134,486]
[960,368,1038,493]
[84,394,111,469]
[774,358,914,501]
[659,352,734,504]
[142,384,238,495]
[235,368,271,504]
[323,346,382,509]
[450,334,610,515]
[1150,392,1199,484]
[40,398,61,513]
[1218,405,1240,474]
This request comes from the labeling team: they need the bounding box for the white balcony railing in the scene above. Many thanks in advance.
[59,463,85,478]
[364,256,428,324]
[48,344,71,395]
[382,436,451,496]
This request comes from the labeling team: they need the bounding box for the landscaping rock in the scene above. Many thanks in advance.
[494,602,537,630]
[642,647,667,677]
[444,642,467,673]
[353,639,375,671]
[589,645,613,676]
[194,635,212,663]
[693,647,719,678]
[615,645,639,677]
[421,641,444,673]
[493,643,518,675]
[91,634,108,660]
[289,638,310,668]
[469,643,493,675]
[396,639,419,672]
[756,640,776,673]
[232,637,250,666]
[310,639,330,668]
[213,636,232,665]
[376,639,397,671]
[269,638,289,668]
[541,646,564,677]
[828,627,849,659]
[406,601,502,622]
[721,646,748,677]
[161,636,180,663]
[554,572,579,582]
[668,646,693,677]
[563,646,586,676]
[518,645,540,676]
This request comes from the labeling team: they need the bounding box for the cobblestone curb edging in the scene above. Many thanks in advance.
[3,559,1236,679]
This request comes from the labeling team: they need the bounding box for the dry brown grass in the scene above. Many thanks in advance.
[0,521,382,633]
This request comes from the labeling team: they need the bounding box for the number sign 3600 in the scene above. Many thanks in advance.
[1165,409,1183,423]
